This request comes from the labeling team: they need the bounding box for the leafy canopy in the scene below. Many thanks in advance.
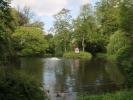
[12,27,48,56]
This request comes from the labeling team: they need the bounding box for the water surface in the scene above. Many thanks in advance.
[13,57,126,99]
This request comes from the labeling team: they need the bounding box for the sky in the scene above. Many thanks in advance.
[11,0,98,33]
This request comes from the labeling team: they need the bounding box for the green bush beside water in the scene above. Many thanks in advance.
[78,90,133,100]
[63,51,92,59]
[0,69,46,100]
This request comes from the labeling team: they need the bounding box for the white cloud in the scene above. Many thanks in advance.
[82,0,89,5]
[11,0,92,33]
[11,0,81,16]
[11,0,35,9]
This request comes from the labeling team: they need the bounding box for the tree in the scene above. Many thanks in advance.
[74,4,96,52]
[12,27,48,56]
[12,7,44,30]
[17,6,33,26]
[96,0,121,35]
[45,34,55,55]
[107,30,131,55]
[0,0,16,63]
[29,20,44,30]
[53,8,72,52]
[119,0,133,35]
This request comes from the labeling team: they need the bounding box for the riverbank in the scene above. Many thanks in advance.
[78,90,133,100]
[63,51,92,59]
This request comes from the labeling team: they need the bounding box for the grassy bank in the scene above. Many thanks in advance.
[0,69,46,100]
[63,51,92,59]
[77,90,133,100]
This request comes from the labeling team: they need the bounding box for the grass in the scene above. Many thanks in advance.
[63,51,92,59]
[77,90,133,100]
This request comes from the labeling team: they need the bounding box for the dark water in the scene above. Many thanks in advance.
[9,57,126,100]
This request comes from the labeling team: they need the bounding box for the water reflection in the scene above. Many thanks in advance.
[20,57,44,82]
[19,58,126,99]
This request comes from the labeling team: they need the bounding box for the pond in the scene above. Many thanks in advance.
[9,57,126,100]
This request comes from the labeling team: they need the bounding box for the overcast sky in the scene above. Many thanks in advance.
[11,0,97,32]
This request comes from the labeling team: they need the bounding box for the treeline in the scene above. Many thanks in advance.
[46,0,133,61]
[0,0,49,64]
[0,0,133,63]
[47,0,133,86]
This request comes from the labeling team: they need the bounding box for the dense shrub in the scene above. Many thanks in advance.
[0,69,46,100]
[63,51,92,59]
[117,46,133,87]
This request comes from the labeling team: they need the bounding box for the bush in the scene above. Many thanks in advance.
[117,46,133,87]
[0,69,46,100]
[77,90,133,100]
[106,30,133,87]
[63,51,92,59]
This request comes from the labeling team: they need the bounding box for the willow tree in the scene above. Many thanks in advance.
[106,0,133,61]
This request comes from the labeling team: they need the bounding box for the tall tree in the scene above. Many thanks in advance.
[0,0,16,63]
[53,8,72,52]
[74,4,96,52]
[17,6,33,26]
[96,0,121,35]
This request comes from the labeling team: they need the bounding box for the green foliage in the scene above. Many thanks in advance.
[45,34,54,55]
[122,61,133,87]
[116,46,133,87]
[48,34,64,56]
[53,8,72,52]
[96,0,121,35]
[12,27,48,56]
[17,7,31,26]
[0,69,46,100]
[29,21,44,30]
[63,51,92,59]
[107,30,130,56]
[119,0,133,35]
[0,0,17,63]
[73,3,107,54]
[77,90,133,100]
[105,1,133,88]
[86,33,108,55]
[107,29,133,87]
[74,4,97,52]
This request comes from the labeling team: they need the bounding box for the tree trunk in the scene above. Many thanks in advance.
[82,36,85,52]
[64,39,67,52]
